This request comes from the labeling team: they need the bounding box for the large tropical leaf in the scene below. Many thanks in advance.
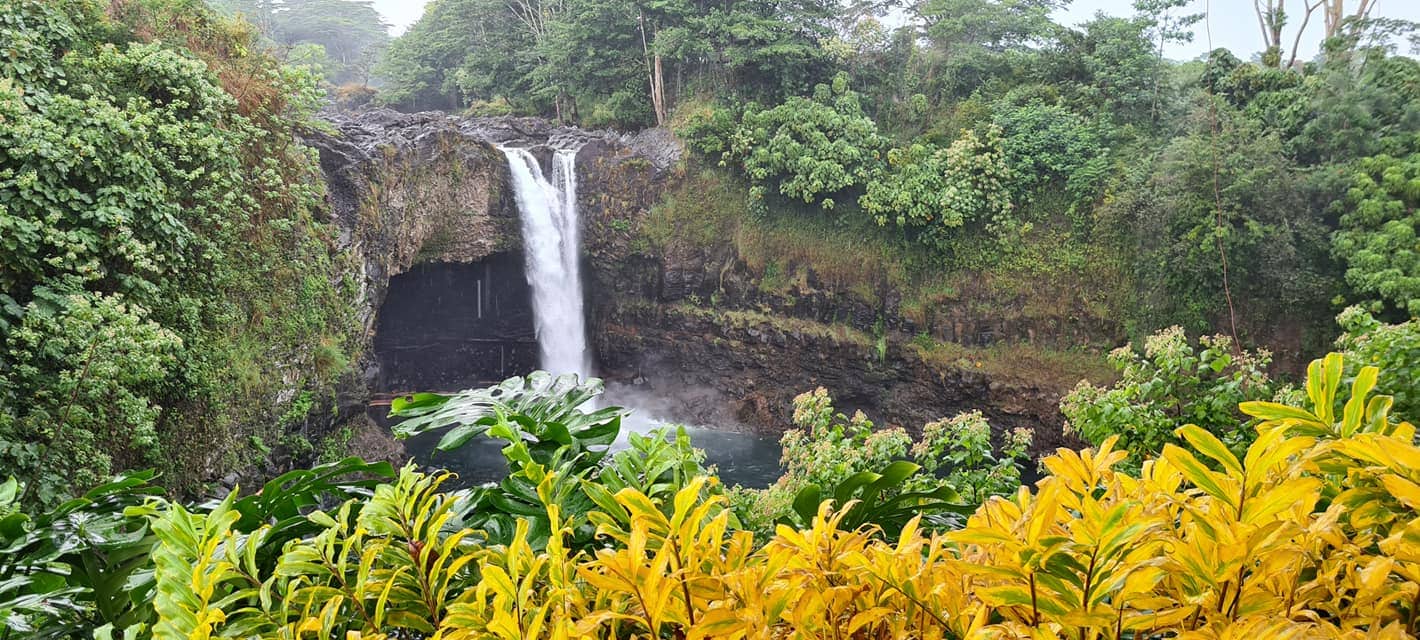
[0,472,163,638]
[786,461,973,537]
[390,372,624,468]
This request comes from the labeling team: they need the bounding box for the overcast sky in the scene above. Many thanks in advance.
[372,0,1420,61]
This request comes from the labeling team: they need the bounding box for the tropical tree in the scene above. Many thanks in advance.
[1331,146,1420,315]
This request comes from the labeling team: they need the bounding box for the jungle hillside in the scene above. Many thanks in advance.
[4,0,1420,638]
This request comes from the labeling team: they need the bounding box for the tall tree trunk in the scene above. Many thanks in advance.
[1323,0,1376,38]
[638,13,667,126]
[1287,0,1325,69]
[1150,24,1165,122]
[1254,0,1284,66]
[653,52,667,125]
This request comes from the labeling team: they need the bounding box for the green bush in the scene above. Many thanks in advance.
[0,293,178,505]
[991,100,1110,215]
[0,0,358,500]
[778,388,910,486]
[733,387,1028,534]
[910,410,1031,503]
[1336,306,1420,423]
[1060,326,1276,467]
[695,75,886,212]
[859,126,1014,252]
[1103,108,1337,335]
[1331,146,1420,315]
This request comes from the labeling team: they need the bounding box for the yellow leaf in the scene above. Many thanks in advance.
[1177,425,1243,479]
[1380,474,1420,511]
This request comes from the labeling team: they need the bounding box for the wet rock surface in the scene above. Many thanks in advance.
[306,109,519,335]
[592,303,1074,454]
[308,108,1076,460]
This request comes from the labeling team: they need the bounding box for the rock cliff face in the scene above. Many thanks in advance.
[592,303,1069,450]
[307,110,520,335]
[307,109,679,339]
[307,109,1078,455]
[302,110,678,445]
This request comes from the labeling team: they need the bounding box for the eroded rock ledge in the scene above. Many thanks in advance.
[305,108,1075,455]
[306,109,678,335]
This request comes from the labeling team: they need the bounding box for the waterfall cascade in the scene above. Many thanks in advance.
[500,146,591,380]
[398,144,783,488]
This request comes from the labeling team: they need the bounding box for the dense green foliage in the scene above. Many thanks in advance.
[861,126,1015,252]
[1336,306,1420,422]
[1332,146,1420,315]
[991,100,1110,213]
[1104,107,1339,334]
[1060,326,1277,466]
[693,76,885,211]
[0,0,358,504]
[8,354,1420,638]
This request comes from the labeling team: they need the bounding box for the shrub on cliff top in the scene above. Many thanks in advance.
[685,75,886,213]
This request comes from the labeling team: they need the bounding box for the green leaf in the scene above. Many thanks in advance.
[792,484,823,523]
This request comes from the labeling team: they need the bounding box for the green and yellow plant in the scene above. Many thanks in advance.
[17,353,1420,639]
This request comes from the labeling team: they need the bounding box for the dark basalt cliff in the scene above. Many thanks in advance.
[305,109,1078,456]
[306,109,679,337]
[307,110,519,334]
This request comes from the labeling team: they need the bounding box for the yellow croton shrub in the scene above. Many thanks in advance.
[158,354,1420,639]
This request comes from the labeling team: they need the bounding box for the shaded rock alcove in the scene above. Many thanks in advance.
[371,255,537,394]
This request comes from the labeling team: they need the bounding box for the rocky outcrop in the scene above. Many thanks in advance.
[303,109,680,457]
[593,303,1073,453]
[307,110,520,334]
[306,108,1076,456]
[306,109,681,335]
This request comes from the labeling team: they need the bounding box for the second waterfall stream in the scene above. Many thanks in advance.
[500,146,591,380]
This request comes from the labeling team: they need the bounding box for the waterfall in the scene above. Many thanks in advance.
[501,146,591,380]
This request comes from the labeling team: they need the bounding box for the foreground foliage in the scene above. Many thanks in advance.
[9,354,1420,637]
[391,372,722,551]
[731,387,1025,536]
[0,457,393,638]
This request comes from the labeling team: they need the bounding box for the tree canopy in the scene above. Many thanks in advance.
[214,0,391,85]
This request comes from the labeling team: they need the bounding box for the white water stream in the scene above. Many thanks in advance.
[501,146,591,380]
